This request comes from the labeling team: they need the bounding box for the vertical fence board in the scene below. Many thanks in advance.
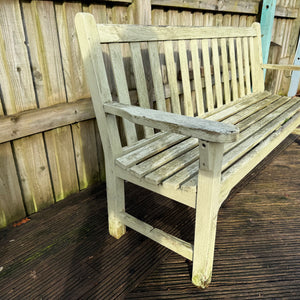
[0,3,24,228]
[22,0,78,201]
[0,142,25,228]
[0,0,53,216]
[55,2,101,190]
[0,95,24,227]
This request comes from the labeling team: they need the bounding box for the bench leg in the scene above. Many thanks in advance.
[192,141,224,288]
[106,175,126,239]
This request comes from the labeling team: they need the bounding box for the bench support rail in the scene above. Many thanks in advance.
[119,212,194,260]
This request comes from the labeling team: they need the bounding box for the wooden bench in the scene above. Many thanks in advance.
[75,13,300,288]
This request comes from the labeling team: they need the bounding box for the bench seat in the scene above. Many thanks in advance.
[116,92,300,207]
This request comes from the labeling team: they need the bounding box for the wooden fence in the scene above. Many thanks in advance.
[0,0,299,228]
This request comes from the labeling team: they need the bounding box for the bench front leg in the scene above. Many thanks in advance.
[192,140,224,288]
[106,164,126,239]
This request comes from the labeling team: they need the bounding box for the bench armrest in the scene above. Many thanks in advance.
[262,64,300,71]
[104,102,239,143]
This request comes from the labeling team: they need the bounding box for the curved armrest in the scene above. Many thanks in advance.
[104,102,239,143]
[262,64,300,71]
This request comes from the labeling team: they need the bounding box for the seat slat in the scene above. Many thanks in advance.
[221,112,300,202]
[212,39,223,108]
[220,38,231,104]
[130,42,154,138]
[226,96,298,151]
[202,39,214,111]
[190,39,204,115]
[229,38,238,101]
[243,37,251,95]
[148,41,167,112]
[180,174,198,193]
[163,160,199,189]
[122,132,167,155]
[130,137,198,178]
[116,133,186,169]
[222,99,300,170]
[206,91,270,122]
[177,99,300,193]
[178,40,193,116]
[109,43,138,145]
[145,147,199,185]
[164,40,181,114]
[233,96,288,131]
[222,94,281,126]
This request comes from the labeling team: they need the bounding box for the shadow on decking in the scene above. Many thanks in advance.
[0,135,299,299]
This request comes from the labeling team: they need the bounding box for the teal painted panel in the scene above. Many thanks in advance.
[288,38,300,97]
[260,0,277,79]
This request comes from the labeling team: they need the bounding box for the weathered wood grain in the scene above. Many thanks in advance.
[0,99,94,144]
[151,0,259,15]
[0,4,25,228]
[104,102,239,143]
[97,24,257,43]
[55,2,101,189]
[190,39,204,114]
[1,0,53,215]
[23,0,78,202]
[263,63,300,70]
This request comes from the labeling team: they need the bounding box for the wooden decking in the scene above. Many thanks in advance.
[0,135,299,299]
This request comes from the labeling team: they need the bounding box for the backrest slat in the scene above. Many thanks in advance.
[130,42,154,138]
[164,40,181,114]
[229,38,238,101]
[249,36,256,92]
[190,39,204,115]
[220,38,231,104]
[243,37,251,95]
[251,23,264,92]
[202,39,214,111]
[178,40,193,116]
[236,37,245,98]
[148,41,167,112]
[109,43,138,145]
[212,39,223,108]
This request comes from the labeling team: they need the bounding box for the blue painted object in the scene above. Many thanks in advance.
[260,0,277,79]
[288,37,300,96]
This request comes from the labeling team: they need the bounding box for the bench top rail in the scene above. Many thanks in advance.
[97,24,258,43]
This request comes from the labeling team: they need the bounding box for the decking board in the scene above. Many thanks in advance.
[0,135,299,299]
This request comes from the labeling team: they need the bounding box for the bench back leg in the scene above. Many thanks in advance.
[192,141,224,288]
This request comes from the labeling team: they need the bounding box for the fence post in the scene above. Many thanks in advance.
[260,0,277,80]
[133,0,151,25]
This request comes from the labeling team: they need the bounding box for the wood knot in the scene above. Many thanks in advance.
[10,116,18,123]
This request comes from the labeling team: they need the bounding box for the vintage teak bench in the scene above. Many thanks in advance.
[75,13,300,288]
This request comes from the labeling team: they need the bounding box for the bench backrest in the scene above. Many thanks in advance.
[75,13,264,155]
